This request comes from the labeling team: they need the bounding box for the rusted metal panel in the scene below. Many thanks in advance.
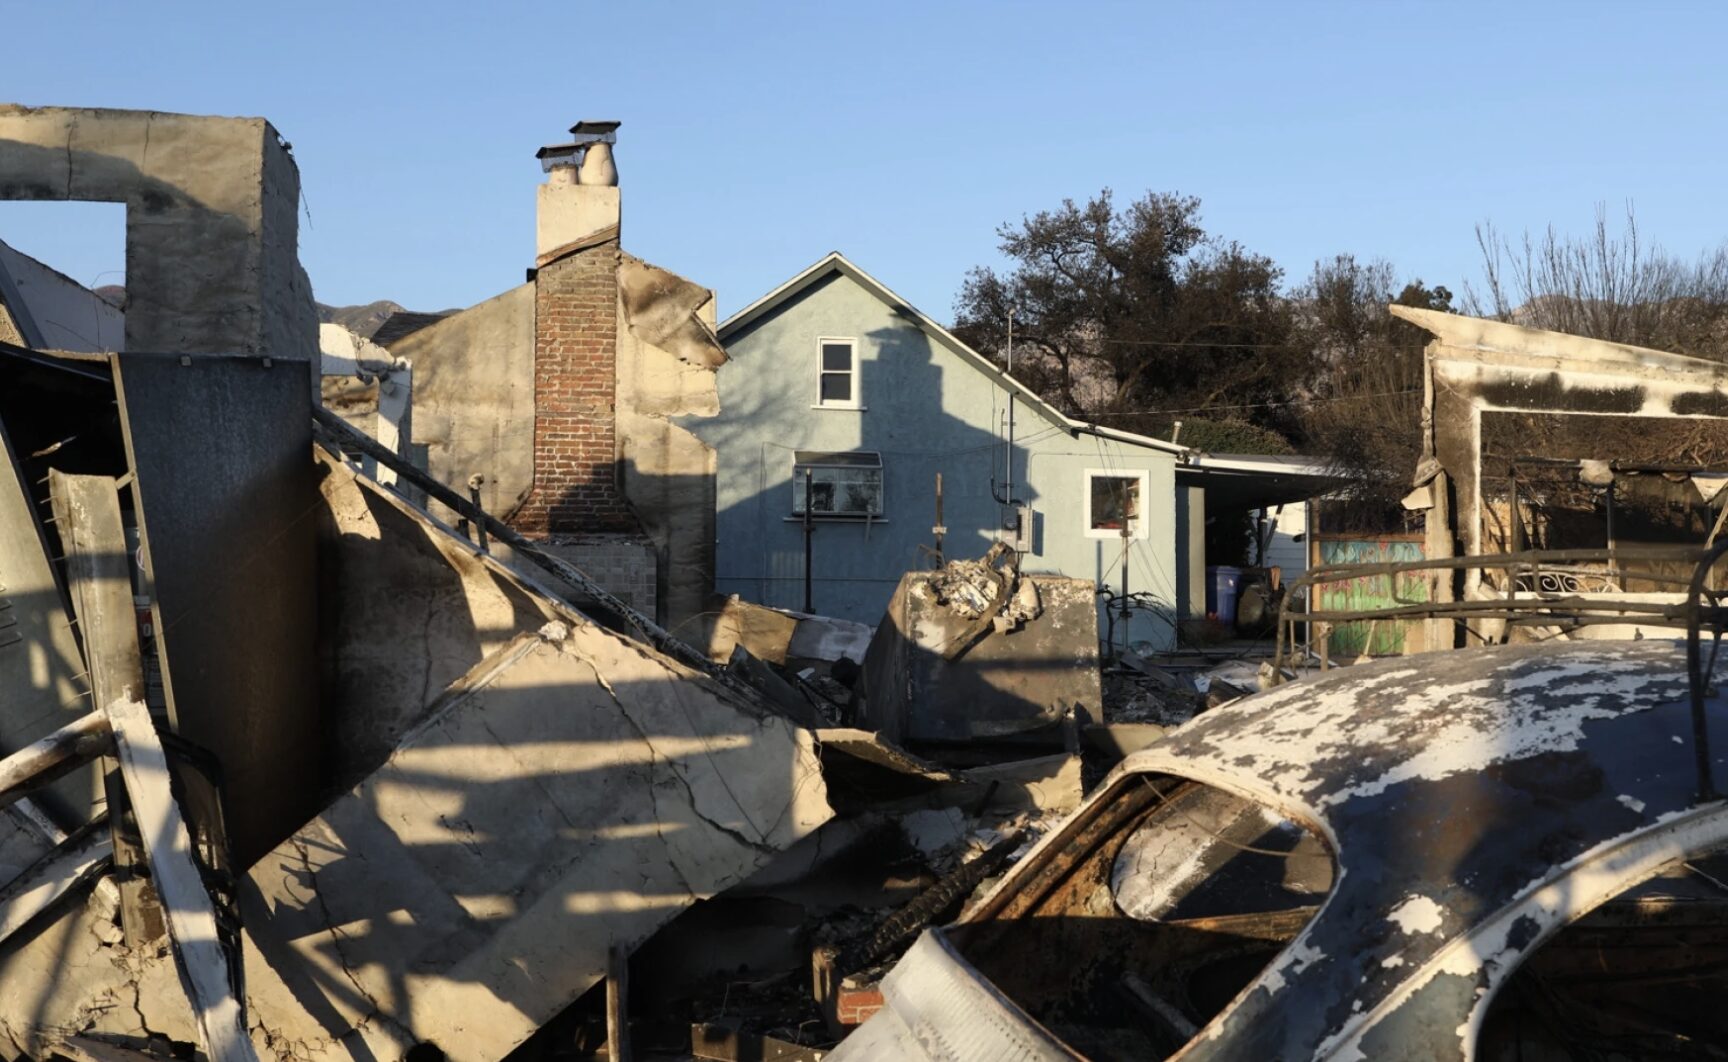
[113,352,318,868]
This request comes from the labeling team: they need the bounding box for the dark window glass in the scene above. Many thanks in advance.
[792,454,884,517]
[822,342,852,372]
[820,373,852,403]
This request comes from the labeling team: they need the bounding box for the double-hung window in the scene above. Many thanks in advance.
[816,337,859,408]
[792,451,884,518]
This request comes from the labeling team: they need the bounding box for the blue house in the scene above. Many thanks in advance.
[695,253,1330,650]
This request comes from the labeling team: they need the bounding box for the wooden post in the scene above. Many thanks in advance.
[606,944,631,1061]
[49,470,162,945]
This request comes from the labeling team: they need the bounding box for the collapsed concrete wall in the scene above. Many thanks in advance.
[260,451,832,1060]
[245,620,830,1061]
[314,448,565,788]
[0,238,123,351]
[0,105,316,384]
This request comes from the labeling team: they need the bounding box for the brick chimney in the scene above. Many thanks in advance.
[514,121,636,536]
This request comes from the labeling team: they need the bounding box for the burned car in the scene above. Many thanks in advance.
[833,640,1728,1060]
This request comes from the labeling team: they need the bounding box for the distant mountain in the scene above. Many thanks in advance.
[316,300,406,339]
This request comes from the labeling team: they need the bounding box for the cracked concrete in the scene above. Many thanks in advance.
[0,886,198,1059]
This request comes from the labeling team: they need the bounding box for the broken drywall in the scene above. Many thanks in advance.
[0,238,123,352]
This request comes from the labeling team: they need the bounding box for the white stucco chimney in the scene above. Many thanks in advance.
[535,120,620,260]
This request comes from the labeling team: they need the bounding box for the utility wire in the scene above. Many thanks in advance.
[1073,388,1421,419]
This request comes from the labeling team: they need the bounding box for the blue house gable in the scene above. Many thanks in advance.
[694,253,1186,648]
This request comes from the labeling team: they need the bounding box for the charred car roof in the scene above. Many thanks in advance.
[961,639,1728,1060]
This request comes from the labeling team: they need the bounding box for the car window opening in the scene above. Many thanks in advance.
[1477,852,1728,1061]
[948,779,1335,1061]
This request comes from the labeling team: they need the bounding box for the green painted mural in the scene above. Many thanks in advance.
[1316,537,1428,657]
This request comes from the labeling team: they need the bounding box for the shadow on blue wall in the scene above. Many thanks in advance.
[707,305,1033,625]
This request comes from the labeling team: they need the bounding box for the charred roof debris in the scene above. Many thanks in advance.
[9,102,1728,1062]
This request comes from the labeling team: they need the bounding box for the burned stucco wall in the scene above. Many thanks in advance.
[1396,305,1728,608]
[617,254,726,632]
[0,105,316,382]
[398,261,724,630]
[397,283,536,518]
[314,448,560,788]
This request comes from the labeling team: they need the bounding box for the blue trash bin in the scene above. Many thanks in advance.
[1205,565,1244,626]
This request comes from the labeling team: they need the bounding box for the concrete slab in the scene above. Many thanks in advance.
[241,621,832,1062]
[0,416,96,829]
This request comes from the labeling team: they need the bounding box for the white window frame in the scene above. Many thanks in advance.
[1083,468,1150,540]
[814,336,863,410]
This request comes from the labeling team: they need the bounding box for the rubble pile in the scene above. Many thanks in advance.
[0,334,1098,1060]
[0,104,1172,1062]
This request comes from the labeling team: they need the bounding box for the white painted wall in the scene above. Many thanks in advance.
[1262,500,1309,577]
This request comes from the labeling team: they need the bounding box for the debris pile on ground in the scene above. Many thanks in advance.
[0,105,1136,1062]
[859,546,1102,745]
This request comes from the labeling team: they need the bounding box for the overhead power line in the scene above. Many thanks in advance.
[1089,388,1421,418]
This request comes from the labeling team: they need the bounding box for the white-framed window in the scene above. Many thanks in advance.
[815,337,860,409]
[1084,468,1150,539]
[792,450,884,518]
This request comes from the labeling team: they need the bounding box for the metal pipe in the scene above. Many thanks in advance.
[467,474,489,554]
[803,466,815,614]
[932,472,945,567]
[1005,308,1016,510]
[1685,539,1728,803]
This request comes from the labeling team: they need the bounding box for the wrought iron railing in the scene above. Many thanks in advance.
[1272,547,1711,675]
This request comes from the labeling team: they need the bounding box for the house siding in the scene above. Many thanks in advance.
[696,269,1178,648]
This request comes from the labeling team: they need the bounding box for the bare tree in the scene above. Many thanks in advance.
[1466,204,1728,358]
[1293,255,1452,522]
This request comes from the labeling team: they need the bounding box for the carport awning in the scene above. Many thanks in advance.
[1176,453,1348,512]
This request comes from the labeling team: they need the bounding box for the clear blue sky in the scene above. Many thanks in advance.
[3,2,1726,323]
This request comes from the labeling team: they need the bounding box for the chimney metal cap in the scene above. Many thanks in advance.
[537,121,621,170]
